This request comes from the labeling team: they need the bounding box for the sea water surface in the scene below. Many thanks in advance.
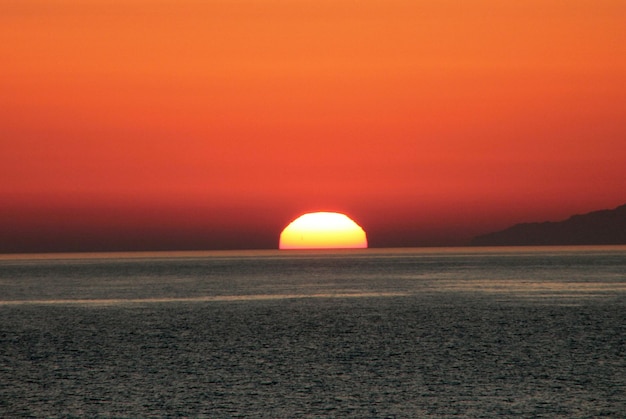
[1,246,624,417]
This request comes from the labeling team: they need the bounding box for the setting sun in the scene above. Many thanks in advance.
[279,212,368,250]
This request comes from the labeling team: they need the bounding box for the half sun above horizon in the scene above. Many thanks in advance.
[279,212,368,250]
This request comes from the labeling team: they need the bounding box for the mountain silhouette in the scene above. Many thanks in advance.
[471,204,626,246]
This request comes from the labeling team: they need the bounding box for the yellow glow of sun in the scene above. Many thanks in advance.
[279,212,368,249]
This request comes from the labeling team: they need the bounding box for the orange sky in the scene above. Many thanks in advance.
[1,0,625,251]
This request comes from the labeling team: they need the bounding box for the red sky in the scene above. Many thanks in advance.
[2,0,625,251]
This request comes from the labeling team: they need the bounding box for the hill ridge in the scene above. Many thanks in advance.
[471,204,626,246]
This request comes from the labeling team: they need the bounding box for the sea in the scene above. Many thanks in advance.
[1,246,624,418]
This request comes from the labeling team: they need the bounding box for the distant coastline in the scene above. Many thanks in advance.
[471,204,626,246]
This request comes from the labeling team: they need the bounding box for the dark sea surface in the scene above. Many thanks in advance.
[1,246,625,418]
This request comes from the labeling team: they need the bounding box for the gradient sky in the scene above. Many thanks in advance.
[2,0,625,252]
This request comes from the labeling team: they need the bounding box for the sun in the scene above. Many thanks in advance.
[279,212,368,249]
